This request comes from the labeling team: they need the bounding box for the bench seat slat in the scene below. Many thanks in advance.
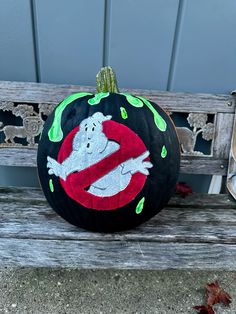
[0,187,235,208]
[0,189,236,250]
[0,238,236,270]
[1,215,236,244]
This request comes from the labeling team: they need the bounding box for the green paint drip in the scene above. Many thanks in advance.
[161,145,167,158]
[88,92,109,105]
[120,93,144,107]
[136,197,145,214]
[48,92,92,142]
[120,107,128,119]
[120,93,167,132]
[49,179,54,192]
[138,96,167,132]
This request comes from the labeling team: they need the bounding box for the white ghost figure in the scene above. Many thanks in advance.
[47,112,153,197]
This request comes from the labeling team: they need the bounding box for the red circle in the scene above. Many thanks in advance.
[58,120,148,210]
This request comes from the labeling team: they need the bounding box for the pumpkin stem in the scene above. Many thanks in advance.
[96,66,120,93]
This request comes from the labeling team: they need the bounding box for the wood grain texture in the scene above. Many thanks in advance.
[1,201,236,244]
[0,148,37,167]
[1,239,236,269]
[0,147,228,175]
[0,187,234,208]
[0,81,234,113]
[0,187,235,268]
[180,157,228,175]
[0,189,235,244]
[213,113,234,159]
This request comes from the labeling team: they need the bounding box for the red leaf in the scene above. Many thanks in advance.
[206,281,232,306]
[193,305,215,314]
[176,182,193,198]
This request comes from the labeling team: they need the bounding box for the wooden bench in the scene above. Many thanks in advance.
[0,81,236,270]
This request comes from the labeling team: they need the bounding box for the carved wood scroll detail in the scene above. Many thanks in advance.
[176,113,214,156]
[0,102,55,148]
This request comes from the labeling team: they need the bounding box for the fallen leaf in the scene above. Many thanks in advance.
[206,281,232,306]
[193,305,215,314]
[175,182,193,198]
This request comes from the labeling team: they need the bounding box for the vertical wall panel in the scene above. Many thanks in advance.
[107,0,179,90]
[35,0,105,85]
[0,0,36,82]
[169,0,236,94]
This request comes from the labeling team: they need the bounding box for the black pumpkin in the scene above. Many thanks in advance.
[37,67,180,232]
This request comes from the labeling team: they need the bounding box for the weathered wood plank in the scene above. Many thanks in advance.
[0,187,235,268]
[213,113,234,159]
[180,157,228,175]
[169,193,235,209]
[0,148,37,167]
[0,238,235,269]
[0,81,234,113]
[0,186,45,202]
[0,187,234,208]
[0,147,228,175]
[0,196,236,244]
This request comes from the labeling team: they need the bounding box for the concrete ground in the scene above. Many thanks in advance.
[0,269,235,314]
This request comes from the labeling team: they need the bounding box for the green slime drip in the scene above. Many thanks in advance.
[120,107,128,119]
[121,93,144,107]
[120,93,167,132]
[161,145,167,158]
[138,96,167,132]
[136,197,145,214]
[49,179,54,193]
[88,92,110,105]
[48,92,92,142]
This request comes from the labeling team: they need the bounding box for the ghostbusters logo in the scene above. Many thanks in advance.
[47,112,153,210]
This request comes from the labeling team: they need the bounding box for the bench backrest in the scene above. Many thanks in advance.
[0,81,235,178]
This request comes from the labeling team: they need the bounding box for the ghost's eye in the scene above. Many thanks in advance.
[92,127,95,131]
[85,127,88,131]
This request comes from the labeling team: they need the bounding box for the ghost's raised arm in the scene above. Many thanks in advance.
[121,151,153,176]
[47,156,67,180]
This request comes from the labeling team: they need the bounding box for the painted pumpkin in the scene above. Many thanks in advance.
[37,67,180,232]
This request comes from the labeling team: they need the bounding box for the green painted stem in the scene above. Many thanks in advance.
[96,66,119,93]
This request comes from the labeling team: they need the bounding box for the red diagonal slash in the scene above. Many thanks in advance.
[58,120,149,210]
